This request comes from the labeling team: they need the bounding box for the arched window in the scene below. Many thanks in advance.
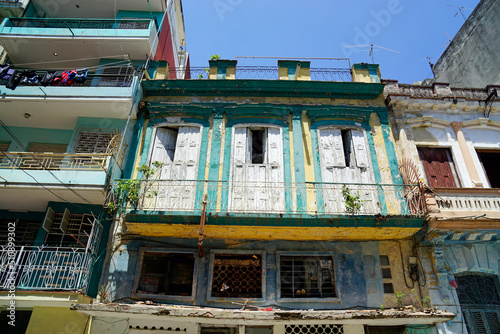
[455,273,500,334]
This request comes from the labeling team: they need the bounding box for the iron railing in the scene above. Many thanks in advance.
[0,71,136,88]
[123,180,426,216]
[0,152,112,171]
[0,217,102,293]
[171,66,352,82]
[5,18,153,30]
[0,246,94,292]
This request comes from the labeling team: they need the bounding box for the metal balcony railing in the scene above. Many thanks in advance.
[120,180,426,216]
[172,66,353,82]
[0,70,136,88]
[0,153,112,171]
[5,18,153,30]
[0,246,95,292]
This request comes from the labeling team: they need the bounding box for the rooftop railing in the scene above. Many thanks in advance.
[112,180,426,216]
[174,66,353,82]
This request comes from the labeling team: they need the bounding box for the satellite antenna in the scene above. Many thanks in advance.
[343,44,400,64]
[446,5,473,20]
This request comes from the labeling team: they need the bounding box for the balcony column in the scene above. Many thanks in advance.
[451,121,483,187]
[291,108,307,213]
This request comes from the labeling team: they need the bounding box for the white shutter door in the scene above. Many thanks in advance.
[151,128,177,178]
[266,127,282,165]
[175,126,200,180]
[351,129,369,168]
[320,128,345,168]
[233,127,247,164]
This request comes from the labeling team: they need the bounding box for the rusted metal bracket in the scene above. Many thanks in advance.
[198,194,208,257]
[484,88,497,118]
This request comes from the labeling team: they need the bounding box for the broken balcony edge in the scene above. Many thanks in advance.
[71,303,455,325]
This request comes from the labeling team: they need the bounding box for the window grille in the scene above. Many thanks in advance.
[136,252,195,296]
[211,254,262,298]
[380,255,394,293]
[284,325,343,334]
[0,219,39,245]
[75,132,114,154]
[456,273,500,334]
[44,213,93,247]
[280,255,336,299]
[97,65,135,87]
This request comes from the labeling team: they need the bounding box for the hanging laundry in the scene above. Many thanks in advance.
[0,64,10,79]
[61,69,77,85]
[40,71,57,87]
[20,70,40,85]
[51,71,65,85]
[6,70,21,90]
[1,68,15,81]
[74,68,89,84]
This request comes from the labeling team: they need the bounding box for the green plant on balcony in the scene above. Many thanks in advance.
[105,161,163,215]
[341,185,362,215]
[395,291,405,309]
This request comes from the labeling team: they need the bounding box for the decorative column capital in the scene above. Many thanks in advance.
[451,121,463,134]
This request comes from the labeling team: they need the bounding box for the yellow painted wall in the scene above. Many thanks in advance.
[126,223,420,241]
[352,69,371,83]
[379,241,430,309]
[301,110,317,213]
[26,306,89,334]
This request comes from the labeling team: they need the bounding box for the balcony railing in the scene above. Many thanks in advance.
[0,153,112,171]
[432,188,500,213]
[0,246,95,292]
[5,18,153,30]
[0,70,136,88]
[173,66,353,82]
[121,180,426,216]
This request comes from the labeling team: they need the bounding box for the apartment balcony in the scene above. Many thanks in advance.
[0,0,25,19]
[0,246,95,293]
[121,180,426,241]
[427,188,500,235]
[0,18,158,68]
[0,152,116,211]
[0,69,139,128]
[0,216,102,294]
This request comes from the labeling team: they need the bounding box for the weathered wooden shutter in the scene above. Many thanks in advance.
[233,127,248,164]
[266,127,282,165]
[174,126,201,180]
[319,128,345,167]
[151,128,177,178]
[418,147,457,188]
[351,129,369,168]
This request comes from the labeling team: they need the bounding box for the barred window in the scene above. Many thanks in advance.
[44,213,93,247]
[75,132,114,154]
[211,253,262,298]
[280,255,336,299]
[0,219,39,245]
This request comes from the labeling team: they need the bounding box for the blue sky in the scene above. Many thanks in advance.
[182,0,480,84]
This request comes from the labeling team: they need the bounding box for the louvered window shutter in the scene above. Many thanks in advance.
[320,128,345,167]
[151,128,177,165]
[351,129,369,168]
[233,127,248,164]
[266,127,282,165]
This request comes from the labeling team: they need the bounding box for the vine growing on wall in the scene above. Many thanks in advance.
[105,161,163,215]
[341,185,362,215]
